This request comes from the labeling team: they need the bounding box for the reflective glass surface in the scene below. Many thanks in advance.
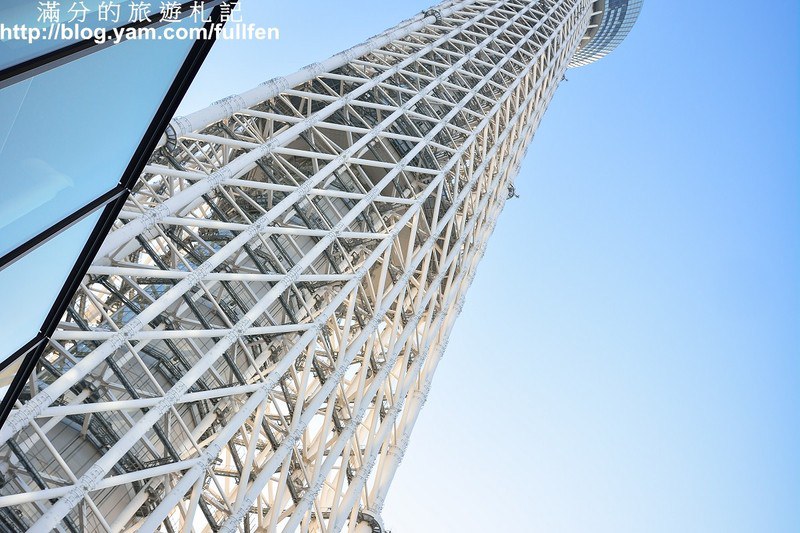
[0,14,200,256]
[0,340,31,405]
[0,0,166,70]
[570,0,643,67]
[0,210,101,365]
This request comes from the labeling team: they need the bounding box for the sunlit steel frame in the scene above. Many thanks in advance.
[0,0,634,531]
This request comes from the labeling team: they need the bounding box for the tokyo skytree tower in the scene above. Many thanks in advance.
[0,0,642,531]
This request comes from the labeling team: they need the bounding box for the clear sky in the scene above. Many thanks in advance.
[185,1,800,531]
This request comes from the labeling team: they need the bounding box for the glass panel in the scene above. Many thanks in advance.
[0,0,169,70]
[0,340,35,408]
[0,14,201,257]
[0,209,101,365]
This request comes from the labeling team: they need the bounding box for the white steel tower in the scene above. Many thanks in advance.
[0,0,642,531]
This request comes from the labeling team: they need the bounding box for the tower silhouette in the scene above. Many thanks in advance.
[0,1,642,531]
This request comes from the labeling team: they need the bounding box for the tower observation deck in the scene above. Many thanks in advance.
[0,1,641,531]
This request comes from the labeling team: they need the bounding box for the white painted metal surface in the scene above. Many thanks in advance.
[0,0,638,531]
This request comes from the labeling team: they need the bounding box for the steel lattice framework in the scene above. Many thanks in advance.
[0,0,641,531]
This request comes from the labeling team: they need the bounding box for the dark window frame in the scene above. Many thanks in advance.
[0,0,237,428]
[0,0,228,271]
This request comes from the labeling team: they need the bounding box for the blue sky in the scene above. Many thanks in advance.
[187,1,799,531]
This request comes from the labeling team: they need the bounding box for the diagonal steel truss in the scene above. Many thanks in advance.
[0,0,605,531]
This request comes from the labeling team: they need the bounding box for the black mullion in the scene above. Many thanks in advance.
[0,186,125,270]
[0,335,43,373]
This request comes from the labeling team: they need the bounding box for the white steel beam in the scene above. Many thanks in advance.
[0,0,641,531]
